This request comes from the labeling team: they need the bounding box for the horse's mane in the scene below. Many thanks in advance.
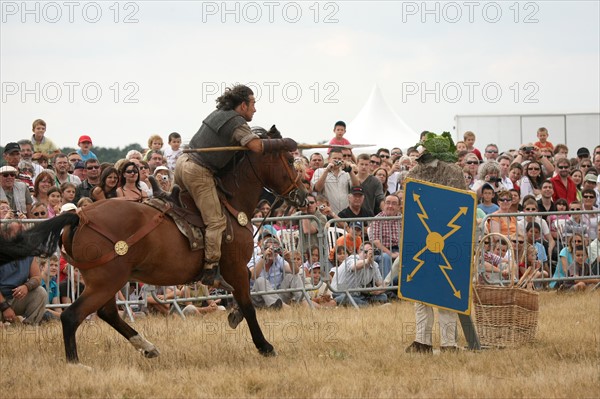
[255,125,282,139]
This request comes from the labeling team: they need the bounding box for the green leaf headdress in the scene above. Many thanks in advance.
[417,131,457,163]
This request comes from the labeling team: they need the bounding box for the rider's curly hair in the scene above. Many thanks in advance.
[216,84,254,110]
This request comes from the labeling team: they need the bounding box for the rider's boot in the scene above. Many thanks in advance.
[199,261,234,292]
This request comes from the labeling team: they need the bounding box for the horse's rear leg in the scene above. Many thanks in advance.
[234,290,276,357]
[61,291,106,364]
[97,297,160,358]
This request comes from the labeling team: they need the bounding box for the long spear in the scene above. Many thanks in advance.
[182,143,376,153]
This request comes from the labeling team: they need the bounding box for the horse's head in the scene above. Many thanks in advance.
[248,125,309,207]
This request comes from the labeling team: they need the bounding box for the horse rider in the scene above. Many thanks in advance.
[174,84,297,291]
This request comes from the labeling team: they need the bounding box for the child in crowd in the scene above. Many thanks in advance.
[76,135,98,162]
[519,244,548,283]
[164,132,183,172]
[477,183,499,215]
[463,131,482,160]
[455,141,467,152]
[46,187,62,218]
[563,245,599,291]
[31,118,59,156]
[143,134,164,161]
[40,255,62,321]
[307,263,336,307]
[60,182,77,205]
[534,127,554,152]
[327,121,351,154]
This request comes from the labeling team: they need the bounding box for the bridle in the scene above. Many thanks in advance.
[245,151,306,207]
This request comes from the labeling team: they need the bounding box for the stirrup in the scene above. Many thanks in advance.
[200,265,235,292]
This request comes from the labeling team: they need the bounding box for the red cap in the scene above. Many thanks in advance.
[78,135,92,144]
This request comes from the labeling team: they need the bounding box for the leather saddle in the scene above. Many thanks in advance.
[143,177,239,251]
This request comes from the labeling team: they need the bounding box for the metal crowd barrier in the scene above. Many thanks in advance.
[3,206,599,321]
[479,208,600,289]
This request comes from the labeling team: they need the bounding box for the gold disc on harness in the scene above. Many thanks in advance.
[114,241,129,256]
[237,212,249,226]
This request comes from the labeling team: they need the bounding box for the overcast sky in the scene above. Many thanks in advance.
[1,1,598,149]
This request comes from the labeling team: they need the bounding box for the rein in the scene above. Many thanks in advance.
[244,151,302,239]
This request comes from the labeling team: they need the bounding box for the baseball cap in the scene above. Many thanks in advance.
[310,262,321,270]
[350,186,364,195]
[0,165,18,174]
[60,203,77,214]
[349,221,363,229]
[3,142,20,154]
[577,147,590,158]
[74,161,85,170]
[584,173,597,183]
[260,225,278,238]
[78,135,93,145]
[153,165,171,176]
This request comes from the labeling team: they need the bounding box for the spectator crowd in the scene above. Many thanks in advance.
[1,119,599,326]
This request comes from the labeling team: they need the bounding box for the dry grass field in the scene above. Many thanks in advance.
[1,291,599,398]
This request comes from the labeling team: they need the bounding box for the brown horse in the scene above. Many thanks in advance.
[0,136,308,365]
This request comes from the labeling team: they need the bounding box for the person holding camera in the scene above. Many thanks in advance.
[331,241,387,307]
[514,142,555,176]
[470,161,506,197]
[311,147,360,215]
[247,236,304,309]
[153,166,173,192]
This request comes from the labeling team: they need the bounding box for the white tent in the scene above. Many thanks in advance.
[346,85,420,152]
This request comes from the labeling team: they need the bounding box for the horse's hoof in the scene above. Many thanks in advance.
[259,347,277,357]
[143,347,161,358]
[228,310,244,329]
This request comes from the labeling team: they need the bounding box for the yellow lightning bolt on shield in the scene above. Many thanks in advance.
[413,193,431,234]
[439,251,461,299]
[442,207,468,240]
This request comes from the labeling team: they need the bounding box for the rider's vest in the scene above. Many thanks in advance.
[188,109,247,172]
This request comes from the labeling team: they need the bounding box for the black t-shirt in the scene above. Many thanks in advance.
[537,199,557,222]
[338,207,374,221]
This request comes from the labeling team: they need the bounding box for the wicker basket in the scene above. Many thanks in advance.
[473,233,539,348]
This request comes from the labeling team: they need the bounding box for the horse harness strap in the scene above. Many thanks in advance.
[221,199,253,234]
[71,209,166,269]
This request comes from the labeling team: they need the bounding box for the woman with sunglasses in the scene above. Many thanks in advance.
[137,160,153,198]
[30,202,48,220]
[90,167,119,201]
[116,162,147,202]
[581,188,598,241]
[520,160,545,200]
[462,167,475,190]
[463,153,480,181]
[488,190,518,236]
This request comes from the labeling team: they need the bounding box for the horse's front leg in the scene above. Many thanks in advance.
[233,288,276,357]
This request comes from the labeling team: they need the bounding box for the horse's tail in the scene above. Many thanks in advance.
[0,212,80,266]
